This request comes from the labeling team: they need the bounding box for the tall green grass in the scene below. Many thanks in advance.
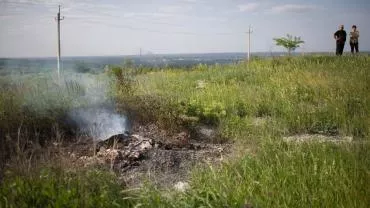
[129,56,370,139]
[136,141,369,208]
[114,56,370,207]
[0,168,133,208]
[1,56,369,207]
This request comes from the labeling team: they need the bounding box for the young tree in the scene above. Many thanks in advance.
[273,34,304,55]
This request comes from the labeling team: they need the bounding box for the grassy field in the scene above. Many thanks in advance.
[128,56,369,137]
[1,56,369,207]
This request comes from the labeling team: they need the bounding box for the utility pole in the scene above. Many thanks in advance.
[246,25,253,62]
[55,5,64,79]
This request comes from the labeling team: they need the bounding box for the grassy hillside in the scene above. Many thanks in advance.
[1,56,369,207]
[122,56,369,139]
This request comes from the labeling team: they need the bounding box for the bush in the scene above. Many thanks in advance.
[108,66,136,98]
[119,95,186,132]
[185,100,226,125]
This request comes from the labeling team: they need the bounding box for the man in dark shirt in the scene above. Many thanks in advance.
[334,25,347,55]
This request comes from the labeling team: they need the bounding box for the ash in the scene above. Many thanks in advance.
[66,124,231,188]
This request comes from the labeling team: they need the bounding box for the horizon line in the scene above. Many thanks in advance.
[0,51,348,59]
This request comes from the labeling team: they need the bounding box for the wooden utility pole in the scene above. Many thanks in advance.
[55,5,64,79]
[246,25,253,62]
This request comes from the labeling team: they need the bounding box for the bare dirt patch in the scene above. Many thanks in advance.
[60,124,232,188]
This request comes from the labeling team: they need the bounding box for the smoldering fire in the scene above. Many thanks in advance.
[67,106,128,141]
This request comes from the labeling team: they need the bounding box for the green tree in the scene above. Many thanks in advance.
[273,34,304,55]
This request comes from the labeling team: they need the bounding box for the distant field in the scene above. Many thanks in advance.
[1,55,369,207]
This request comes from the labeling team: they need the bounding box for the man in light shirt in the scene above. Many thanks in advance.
[349,25,359,54]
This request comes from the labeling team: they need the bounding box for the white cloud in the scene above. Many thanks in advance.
[238,3,259,12]
[270,4,317,14]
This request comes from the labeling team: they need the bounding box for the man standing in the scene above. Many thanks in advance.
[349,25,359,54]
[334,25,347,55]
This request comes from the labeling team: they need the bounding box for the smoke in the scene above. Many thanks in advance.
[61,72,129,141]
[11,70,129,141]
[68,106,128,141]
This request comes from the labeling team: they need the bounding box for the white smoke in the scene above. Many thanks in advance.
[68,107,128,141]
[62,72,129,141]
[5,65,128,141]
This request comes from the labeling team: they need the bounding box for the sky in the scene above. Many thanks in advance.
[0,0,369,57]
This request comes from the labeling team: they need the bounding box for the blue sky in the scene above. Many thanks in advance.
[0,0,369,57]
